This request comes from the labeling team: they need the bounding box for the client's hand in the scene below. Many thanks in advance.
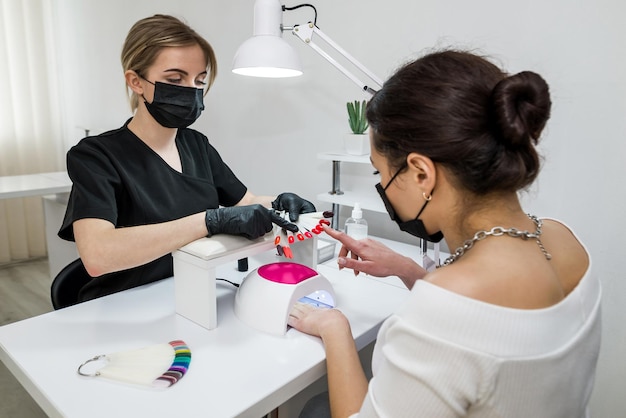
[322,224,427,288]
[271,192,316,222]
[288,302,349,339]
[205,205,298,240]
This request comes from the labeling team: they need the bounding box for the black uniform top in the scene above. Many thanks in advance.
[59,120,247,302]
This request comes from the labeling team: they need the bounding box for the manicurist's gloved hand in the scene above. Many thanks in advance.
[271,193,316,222]
[205,205,298,240]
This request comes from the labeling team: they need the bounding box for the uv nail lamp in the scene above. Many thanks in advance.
[234,262,335,336]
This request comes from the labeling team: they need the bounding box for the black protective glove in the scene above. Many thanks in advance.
[205,205,298,240]
[271,192,316,222]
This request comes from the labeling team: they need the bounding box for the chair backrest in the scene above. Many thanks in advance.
[50,258,91,310]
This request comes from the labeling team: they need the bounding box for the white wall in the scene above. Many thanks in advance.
[52,0,626,415]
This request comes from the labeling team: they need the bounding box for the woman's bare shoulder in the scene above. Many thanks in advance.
[541,218,589,295]
[424,220,589,309]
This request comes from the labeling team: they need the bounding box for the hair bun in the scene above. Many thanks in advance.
[490,71,551,148]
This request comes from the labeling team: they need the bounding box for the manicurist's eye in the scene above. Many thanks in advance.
[166,78,183,84]
[372,170,380,176]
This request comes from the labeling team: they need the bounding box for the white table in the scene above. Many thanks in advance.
[0,171,71,199]
[0,171,76,278]
[0,251,411,418]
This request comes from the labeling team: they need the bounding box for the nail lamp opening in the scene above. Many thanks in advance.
[234,262,335,336]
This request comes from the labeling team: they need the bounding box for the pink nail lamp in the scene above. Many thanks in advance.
[234,262,335,336]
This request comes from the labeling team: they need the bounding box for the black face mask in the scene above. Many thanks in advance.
[375,165,444,243]
[142,80,204,128]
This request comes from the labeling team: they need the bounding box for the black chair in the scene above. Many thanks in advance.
[50,258,92,310]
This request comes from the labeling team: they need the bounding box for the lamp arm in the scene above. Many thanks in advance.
[290,23,383,95]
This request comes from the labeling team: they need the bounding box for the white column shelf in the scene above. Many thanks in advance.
[317,152,384,228]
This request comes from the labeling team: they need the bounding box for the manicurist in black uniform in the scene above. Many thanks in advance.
[59,14,315,302]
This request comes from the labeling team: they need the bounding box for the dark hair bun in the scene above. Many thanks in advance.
[490,71,551,148]
[369,51,551,194]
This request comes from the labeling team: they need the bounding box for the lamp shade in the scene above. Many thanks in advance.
[232,0,302,78]
[232,35,302,78]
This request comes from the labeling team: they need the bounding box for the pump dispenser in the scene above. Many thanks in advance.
[344,203,368,240]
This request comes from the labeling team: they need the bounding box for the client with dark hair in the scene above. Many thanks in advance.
[290,49,601,418]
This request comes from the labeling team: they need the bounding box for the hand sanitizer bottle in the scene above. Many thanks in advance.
[345,203,368,240]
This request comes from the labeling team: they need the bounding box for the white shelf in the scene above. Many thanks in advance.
[317,152,371,164]
[317,191,385,213]
[317,151,384,224]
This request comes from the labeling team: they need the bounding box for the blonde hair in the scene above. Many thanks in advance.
[121,14,217,111]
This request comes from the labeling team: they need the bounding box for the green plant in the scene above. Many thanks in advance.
[346,100,368,134]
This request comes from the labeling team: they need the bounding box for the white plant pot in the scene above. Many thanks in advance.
[343,133,370,156]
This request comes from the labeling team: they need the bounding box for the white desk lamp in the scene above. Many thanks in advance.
[232,0,383,95]
[231,1,443,270]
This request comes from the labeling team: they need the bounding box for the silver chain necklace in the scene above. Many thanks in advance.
[439,214,552,268]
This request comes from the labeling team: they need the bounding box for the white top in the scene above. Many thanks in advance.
[355,224,601,418]
[351,203,363,219]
